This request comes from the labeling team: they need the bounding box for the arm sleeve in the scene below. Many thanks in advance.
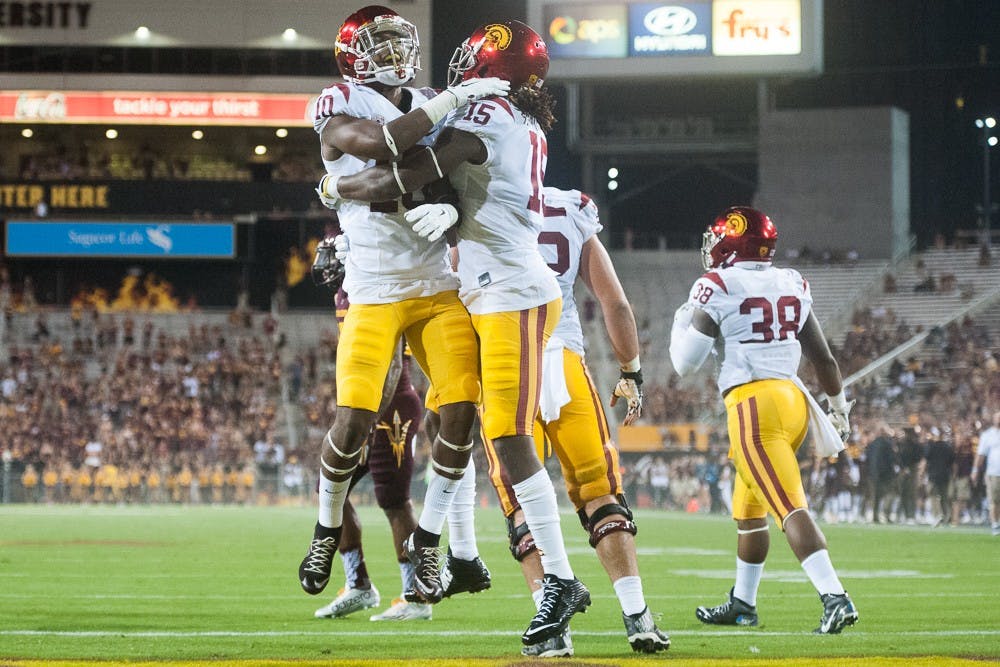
[669,316,715,376]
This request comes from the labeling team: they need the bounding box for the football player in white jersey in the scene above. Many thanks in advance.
[669,206,859,634]
[297,5,509,605]
[485,187,669,656]
[315,20,591,647]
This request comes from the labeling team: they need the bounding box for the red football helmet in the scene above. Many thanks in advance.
[701,206,778,270]
[447,20,549,89]
[335,5,420,86]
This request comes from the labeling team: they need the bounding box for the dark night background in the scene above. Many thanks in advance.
[432,0,1000,249]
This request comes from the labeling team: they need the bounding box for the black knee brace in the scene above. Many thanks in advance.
[505,515,538,561]
[578,494,637,548]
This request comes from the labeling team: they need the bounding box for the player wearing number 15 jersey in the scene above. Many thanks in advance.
[325,20,592,648]
[668,206,858,635]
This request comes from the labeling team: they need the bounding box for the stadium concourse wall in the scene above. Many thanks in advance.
[756,106,911,262]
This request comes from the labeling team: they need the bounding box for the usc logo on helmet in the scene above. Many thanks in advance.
[725,211,749,236]
[483,23,513,50]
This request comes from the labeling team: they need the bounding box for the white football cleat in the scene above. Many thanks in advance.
[369,597,432,621]
[314,585,380,618]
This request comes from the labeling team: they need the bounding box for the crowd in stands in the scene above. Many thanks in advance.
[2,288,998,531]
[13,146,316,183]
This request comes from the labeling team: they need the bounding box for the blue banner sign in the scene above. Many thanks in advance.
[628,3,712,56]
[5,221,235,258]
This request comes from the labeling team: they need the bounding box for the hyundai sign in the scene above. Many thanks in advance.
[629,3,711,56]
[5,221,235,258]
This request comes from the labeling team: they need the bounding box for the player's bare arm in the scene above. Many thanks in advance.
[579,236,640,366]
[321,79,508,163]
[334,126,486,202]
[798,313,843,398]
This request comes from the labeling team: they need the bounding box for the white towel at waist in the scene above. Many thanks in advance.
[539,336,572,423]
[791,376,845,457]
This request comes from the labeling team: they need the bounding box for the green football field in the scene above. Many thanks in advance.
[0,504,997,665]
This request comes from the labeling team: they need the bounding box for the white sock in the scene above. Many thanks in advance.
[734,557,764,606]
[532,586,545,611]
[801,549,846,596]
[318,474,349,528]
[341,548,361,590]
[511,469,573,580]
[446,460,479,560]
[417,469,462,535]
[399,560,415,598]
[612,575,646,616]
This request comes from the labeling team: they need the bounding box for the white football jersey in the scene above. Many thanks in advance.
[686,262,813,394]
[445,98,561,314]
[313,82,458,305]
[538,187,602,356]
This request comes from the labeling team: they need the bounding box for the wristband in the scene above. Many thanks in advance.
[320,174,341,200]
[828,390,849,412]
[620,356,641,373]
[382,124,399,157]
[620,369,643,384]
[419,90,459,125]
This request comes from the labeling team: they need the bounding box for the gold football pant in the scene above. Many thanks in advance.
[484,347,622,516]
[724,378,809,526]
[336,291,480,412]
[470,298,561,441]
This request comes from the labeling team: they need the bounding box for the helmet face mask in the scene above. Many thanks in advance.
[336,6,420,86]
[447,20,548,90]
[701,206,778,271]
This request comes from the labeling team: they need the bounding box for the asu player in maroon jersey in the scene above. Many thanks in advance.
[669,206,858,635]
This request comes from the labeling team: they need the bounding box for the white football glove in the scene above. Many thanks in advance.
[333,234,349,262]
[315,174,342,210]
[611,370,643,426]
[826,391,856,442]
[447,77,510,105]
[419,77,511,125]
[405,203,459,243]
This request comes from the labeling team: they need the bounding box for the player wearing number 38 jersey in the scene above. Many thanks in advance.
[669,206,859,635]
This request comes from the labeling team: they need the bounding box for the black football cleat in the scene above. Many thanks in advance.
[402,533,444,604]
[298,522,339,595]
[521,574,591,645]
[623,606,670,653]
[696,587,759,626]
[814,592,858,634]
[440,549,492,598]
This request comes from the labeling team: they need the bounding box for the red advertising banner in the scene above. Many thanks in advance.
[0,91,315,126]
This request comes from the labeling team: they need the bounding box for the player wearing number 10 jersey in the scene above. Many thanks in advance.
[669,206,858,635]
[298,5,507,605]
[327,20,592,648]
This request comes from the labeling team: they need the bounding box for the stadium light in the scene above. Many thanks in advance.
[105,129,118,139]
[135,26,150,41]
[21,128,33,138]
[191,130,204,140]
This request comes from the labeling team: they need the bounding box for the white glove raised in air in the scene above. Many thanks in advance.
[333,234,349,262]
[611,369,644,426]
[826,391,856,442]
[420,77,510,125]
[405,203,459,243]
[315,174,342,210]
